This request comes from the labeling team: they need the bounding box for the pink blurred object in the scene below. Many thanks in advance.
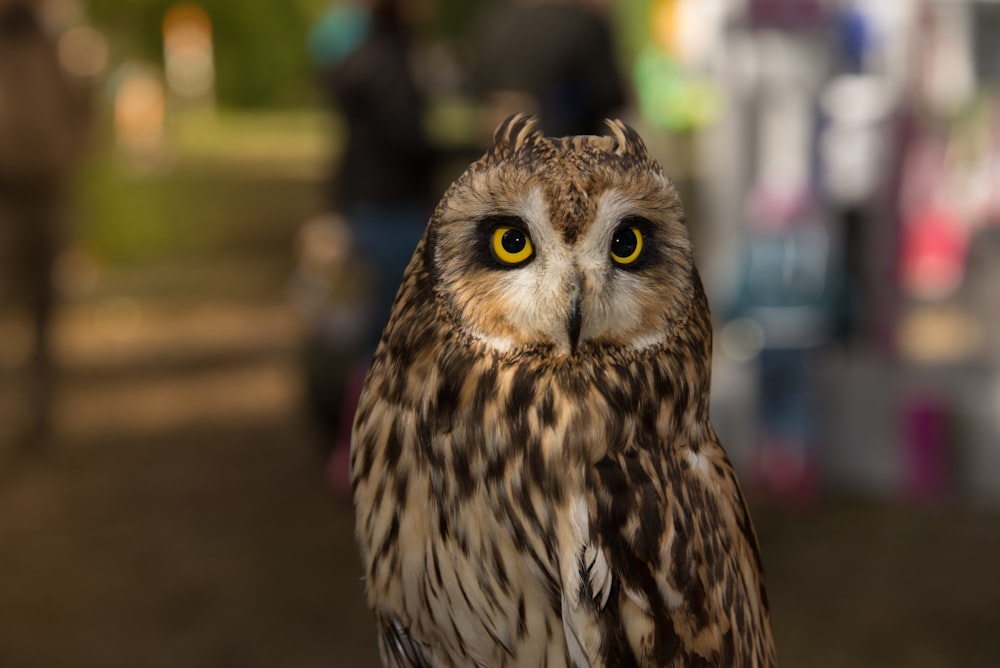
[901,394,952,504]
[326,361,369,497]
[750,433,819,505]
[747,187,811,231]
[899,206,968,299]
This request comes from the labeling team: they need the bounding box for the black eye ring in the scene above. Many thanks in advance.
[480,214,535,267]
[611,225,643,265]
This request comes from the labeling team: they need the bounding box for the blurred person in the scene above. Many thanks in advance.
[313,0,435,339]
[0,0,88,445]
[306,0,436,491]
[728,19,839,503]
[471,0,626,139]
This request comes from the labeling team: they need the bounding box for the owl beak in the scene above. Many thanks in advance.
[568,296,581,353]
[567,273,583,353]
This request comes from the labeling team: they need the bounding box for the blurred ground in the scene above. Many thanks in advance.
[0,299,381,668]
[0,113,998,668]
[2,301,998,668]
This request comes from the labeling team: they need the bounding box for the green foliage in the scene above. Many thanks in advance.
[74,109,331,266]
[84,1,644,109]
[88,0,328,108]
[84,0,502,109]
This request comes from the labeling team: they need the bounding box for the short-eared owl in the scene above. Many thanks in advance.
[351,114,777,667]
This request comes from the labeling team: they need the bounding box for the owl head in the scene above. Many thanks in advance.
[416,114,706,362]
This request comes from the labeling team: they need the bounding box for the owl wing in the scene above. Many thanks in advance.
[376,611,433,668]
[561,444,775,667]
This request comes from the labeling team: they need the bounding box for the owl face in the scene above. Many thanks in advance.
[426,115,696,358]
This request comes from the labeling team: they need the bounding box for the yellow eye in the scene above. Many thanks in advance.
[491,226,534,265]
[610,226,643,265]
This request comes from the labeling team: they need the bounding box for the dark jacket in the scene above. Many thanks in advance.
[326,22,434,207]
[473,2,625,138]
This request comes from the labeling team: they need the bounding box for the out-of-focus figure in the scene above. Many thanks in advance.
[317,0,434,327]
[0,0,88,445]
[303,0,436,489]
[722,3,841,503]
[471,0,626,138]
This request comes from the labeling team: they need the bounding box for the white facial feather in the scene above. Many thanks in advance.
[474,186,578,353]
[575,190,652,348]
[433,135,694,359]
[481,186,685,355]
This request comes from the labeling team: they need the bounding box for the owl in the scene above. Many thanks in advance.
[351,114,777,667]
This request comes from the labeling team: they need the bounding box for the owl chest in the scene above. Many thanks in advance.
[389,473,578,667]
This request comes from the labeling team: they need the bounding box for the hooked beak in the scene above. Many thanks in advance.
[567,272,582,353]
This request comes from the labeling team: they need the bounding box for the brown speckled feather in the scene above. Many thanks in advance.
[351,114,777,667]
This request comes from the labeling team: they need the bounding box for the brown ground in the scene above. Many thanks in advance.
[1,297,998,668]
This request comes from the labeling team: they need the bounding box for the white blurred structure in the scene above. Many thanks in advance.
[666,0,1000,505]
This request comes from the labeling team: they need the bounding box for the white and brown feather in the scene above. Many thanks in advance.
[351,114,777,667]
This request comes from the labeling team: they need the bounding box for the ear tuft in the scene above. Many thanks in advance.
[492,113,543,152]
[603,119,648,157]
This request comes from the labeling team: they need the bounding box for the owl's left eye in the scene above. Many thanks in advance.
[491,225,534,265]
[610,225,643,265]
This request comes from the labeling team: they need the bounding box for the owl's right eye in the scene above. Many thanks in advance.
[610,226,643,265]
[490,225,534,266]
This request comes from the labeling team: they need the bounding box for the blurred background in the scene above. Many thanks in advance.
[0,0,998,666]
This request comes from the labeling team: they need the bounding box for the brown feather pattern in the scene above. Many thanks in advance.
[351,114,778,667]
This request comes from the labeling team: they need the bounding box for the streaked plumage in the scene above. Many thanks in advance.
[351,114,777,667]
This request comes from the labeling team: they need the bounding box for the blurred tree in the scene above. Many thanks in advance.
[434,0,496,41]
[87,0,329,107]
[84,0,500,109]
